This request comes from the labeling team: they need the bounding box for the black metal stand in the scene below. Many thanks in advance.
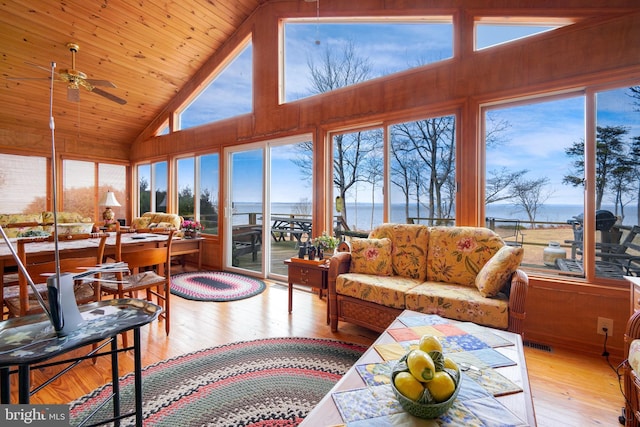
[0,299,160,427]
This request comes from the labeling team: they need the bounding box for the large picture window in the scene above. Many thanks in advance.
[390,115,456,226]
[63,159,126,222]
[179,41,253,130]
[484,95,585,274]
[176,154,219,234]
[137,161,168,215]
[283,19,453,103]
[592,86,640,279]
[0,153,47,213]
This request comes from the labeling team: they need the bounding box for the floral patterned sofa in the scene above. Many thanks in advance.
[0,211,93,238]
[328,223,529,334]
[624,311,640,426]
[130,212,183,232]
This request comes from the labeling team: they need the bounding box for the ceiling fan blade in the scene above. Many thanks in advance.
[25,61,53,73]
[67,87,80,102]
[85,79,116,88]
[91,87,127,105]
[7,77,50,81]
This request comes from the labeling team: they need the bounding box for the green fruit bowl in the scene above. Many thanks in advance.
[390,367,462,419]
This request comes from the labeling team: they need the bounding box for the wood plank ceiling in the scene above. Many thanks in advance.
[0,0,262,152]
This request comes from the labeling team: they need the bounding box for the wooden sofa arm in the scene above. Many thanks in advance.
[328,251,352,332]
[507,269,529,336]
[624,311,640,427]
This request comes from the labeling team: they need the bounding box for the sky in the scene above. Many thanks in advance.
[174,20,640,211]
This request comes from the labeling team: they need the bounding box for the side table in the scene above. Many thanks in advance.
[0,298,161,427]
[284,258,329,324]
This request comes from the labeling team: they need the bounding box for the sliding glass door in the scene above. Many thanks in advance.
[225,135,313,277]
[226,147,264,274]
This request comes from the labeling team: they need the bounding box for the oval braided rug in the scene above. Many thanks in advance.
[171,271,266,302]
[69,337,366,426]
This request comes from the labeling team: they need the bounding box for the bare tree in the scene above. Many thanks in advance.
[293,41,374,231]
[389,133,421,221]
[395,117,455,225]
[307,41,372,94]
[629,86,640,111]
[486,167,527,205]
[512,175,553,226]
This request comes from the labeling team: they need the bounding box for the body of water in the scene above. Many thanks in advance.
[232,202,639,230]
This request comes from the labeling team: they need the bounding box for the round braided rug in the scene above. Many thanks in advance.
[170,271,266,302]
[69,337,366,426]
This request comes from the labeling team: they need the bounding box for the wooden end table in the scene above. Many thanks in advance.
[284,258,329,324]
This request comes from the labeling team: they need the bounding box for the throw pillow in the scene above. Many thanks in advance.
[475,245,524,297]
[630,339,640,372]
[131,216,152,230]
[349,238,393,276]
[370,223,429,281]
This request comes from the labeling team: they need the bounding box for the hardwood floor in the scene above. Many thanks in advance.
[8,275,627,427]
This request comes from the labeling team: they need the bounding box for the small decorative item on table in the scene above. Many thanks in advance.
[390,335,462,419]
[312,232,340,259]
[182,219,203,239]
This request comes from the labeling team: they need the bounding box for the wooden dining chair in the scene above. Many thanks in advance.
[5,233,108,318]
[100,228,174,346]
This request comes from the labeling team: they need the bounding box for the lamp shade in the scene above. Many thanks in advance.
[99,191,121,207]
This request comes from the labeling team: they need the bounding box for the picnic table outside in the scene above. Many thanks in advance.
[270,216,311,245]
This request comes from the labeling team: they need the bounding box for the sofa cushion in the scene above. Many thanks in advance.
[0,213,44,238]
[349,238,393,276]
[336,273,422,309]
[131,216,152,230]
[405,281,509,329]
[369,223,429,281]
[475,246,524,297]
[42,211,91,224]
[630,339,640,372]
[426,227,504,287]
[142,212,182,230]
[0,213,43,225]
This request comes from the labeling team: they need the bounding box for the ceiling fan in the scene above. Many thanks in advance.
[9,42,127,105]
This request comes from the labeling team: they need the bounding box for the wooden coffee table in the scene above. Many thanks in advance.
[302,310,536,426]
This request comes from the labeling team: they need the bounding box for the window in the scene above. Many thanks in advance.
[63,160,94,218]
[592,85,640,279]
[179,41,253,130]
[99,163,126,222]
[177,157,195,219]
[138,164,151,213]
[63,159,126,222]
[475,23,560,50]
[199,154,219,235]
[176,154,219,235]
[283,19,453,103]
[137,161,168,215]
[0,153,47,213]
[332,127,384,233]
[484,95,586,274]
[390,115,457,225]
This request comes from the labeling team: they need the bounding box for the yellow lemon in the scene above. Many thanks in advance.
[443,357,458,371]
[419,335,443,353]
[426,371,456,402]
[406,349,436,382]
[394,371,424,401]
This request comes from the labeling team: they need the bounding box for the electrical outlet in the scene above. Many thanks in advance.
[597,317,613,336]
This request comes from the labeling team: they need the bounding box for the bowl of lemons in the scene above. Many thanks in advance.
[390,335,461,419]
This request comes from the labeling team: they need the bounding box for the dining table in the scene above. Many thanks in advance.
[0,232,187,286]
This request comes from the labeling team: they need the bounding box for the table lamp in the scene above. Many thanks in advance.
[99,191,121,227]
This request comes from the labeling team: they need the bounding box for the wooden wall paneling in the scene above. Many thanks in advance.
[523,278,629,358]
